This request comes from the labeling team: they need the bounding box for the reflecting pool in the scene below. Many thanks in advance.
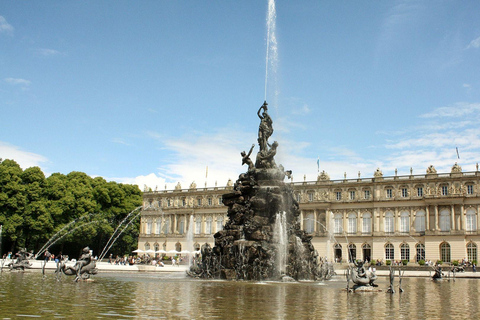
[0,272,478,319]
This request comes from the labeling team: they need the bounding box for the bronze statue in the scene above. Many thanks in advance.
[57,247,98,281]
[257,101,273,152]
[241,144,255,171]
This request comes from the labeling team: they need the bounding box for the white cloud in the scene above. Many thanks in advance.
[111,138,131,146]
[466,36,480,49]
[36,48,62,56]
[4,78,31,86]
[0,141,48,170]
[420,102,480,118]
[0,16,13,34]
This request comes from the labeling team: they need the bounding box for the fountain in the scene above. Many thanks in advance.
[188,101,320,281]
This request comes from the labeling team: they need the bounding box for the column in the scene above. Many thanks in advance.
[451,204,456,231]
[343,210,348,234]
[357,209,361,234]
[426,206,430,231]
[300,210,304,230]
[434,205,439,231]
[374,208,379,232]
[460,204,465,231]
[394,208,399,232]
[313,209,318,233]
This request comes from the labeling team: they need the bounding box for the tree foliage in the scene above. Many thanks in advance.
[0,159,142,259]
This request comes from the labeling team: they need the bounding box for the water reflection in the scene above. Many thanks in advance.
[0,272,478,319]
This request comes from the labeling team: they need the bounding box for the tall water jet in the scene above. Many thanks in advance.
[273,211,287,276]
[264,0,278,106]
[186,215,195,266]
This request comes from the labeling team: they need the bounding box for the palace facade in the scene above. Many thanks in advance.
[138,163,480,264]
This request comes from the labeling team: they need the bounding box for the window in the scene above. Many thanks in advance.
[218,198,223,205]
[400,243,410,261]
[467,184,474,195]
[385,211,394,233]
[441,185,448,196]
[208,198,212,206]
[348,244,356,262]
[336,191,342,201]
[146,220,152,235]
[178,219,185,235]
[416,243,425,262]
[349,191,355,200]
[364,190,370,200]
[362,212,371,233]
[167,199,171,207]
[348,213,357,234]
[400,211,409,233]
[197,198,202,206]
[182,198,186,207]
[216,216,224,231]
[164,220,170,235]
[467,242,477,262]
[155,220,162,234]
[296,193,301,202]
[440,242,451,263]
[385,243,394,260]
[417,187,423,197]
[305,213,315,233]
[205,216,212,234]
[308,192,314,202]
[334,213,343,234]
[466,209,477,232]
[386,188,393,198]
[440,209,451,232]
[145,243,150,251]
[402,188,408,198]
[415,210,426,233]
[195,219,202,234]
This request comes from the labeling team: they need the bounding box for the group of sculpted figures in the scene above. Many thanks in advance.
[3,246,97,282]
[188,101,330,281]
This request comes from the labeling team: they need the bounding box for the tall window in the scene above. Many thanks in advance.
[386,188,393,198]
[334,213,343,234]
[417,187,423,197]
[164,220,170,235]
[416,243,425,262]
[197,198,202,206]
[440,209,451,232]
[466,209,477,232]
[348,244,356,262]
[401,188,408,198]
[348,213,357,234]
[167,199,171,207]
[205,216,212,234]
[308,192,314,202]
[385,243,394,260]
[208,198,212,206]
[349,191,355,200]
[336,191,342,201]
[364,189,370,200]
[305,213,315,233]
[218,198,223,205]
[146,220,152,235]
[362,212,372,233]
[440,242,451,262]
[182,198,186,207]
[415,210,426,232]
[400,243,410,261]
[296,193,301,202]
[441,185,448,196]
[155,220,162,235]
[385,211,394,233]
[467,242,477,262]
[400,211,410,233]
[195,218,202,234]
[178,219,185,235]
[216,216,224,232]
[467,184,474,195]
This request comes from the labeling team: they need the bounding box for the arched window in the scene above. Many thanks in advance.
[348,244,356,262]
[440,209,451,232]
[305,212,315,233]
[334,213,343,234]
[145,243,151,251]
[162,242,167,250]
[164,219,170,235]
[216,216,224,232]
[415,210,426,233]
[362,243,371,262]
[440,242,451,262]
[195,218,202,234]
[334,243,342,262]
[175,242,182,252]
[205,216,212,234]
[466,208,477,232]
[400,243,409,261]
[385,211,394,233]
[400,211,410,233]
[385,243,394,260]
[348,213,357,234]
[416,243,425,262]
[178,218,185,235]
[467,242,477,262]
[362,212,371,233]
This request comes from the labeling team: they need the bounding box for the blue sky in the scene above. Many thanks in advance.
[1,1,480,190]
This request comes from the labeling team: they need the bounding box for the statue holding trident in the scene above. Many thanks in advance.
[257,101,273,152]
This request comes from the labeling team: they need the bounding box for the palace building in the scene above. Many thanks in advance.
[138,163,480,264]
